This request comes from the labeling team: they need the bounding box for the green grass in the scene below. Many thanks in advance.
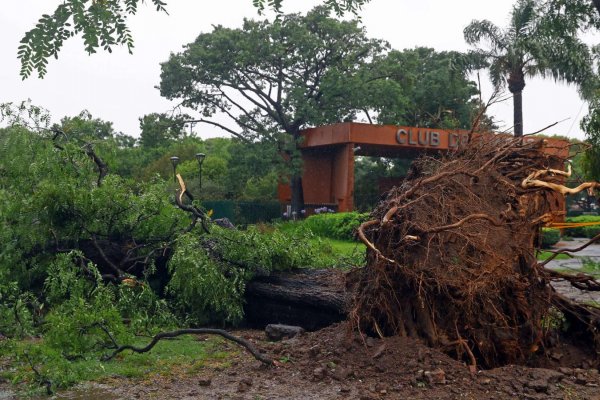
[0,334,236,396]
[309,237,366,269]
[316,238,365,257]
[536,251,572,261]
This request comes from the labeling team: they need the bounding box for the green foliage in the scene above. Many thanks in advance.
[540,227,561,248]
[159,6,387,189]
[581,257,600,277]
[19,1,371,79]
[563,216,600,238]
[253,0,368,15]
[18,0,168,79]
[139,113,190,148]
[1,333,232,393]
[464,0,597,135]
[58,110,115,141]
[0,107,365,392]
[582,99,600,181]
[167,226,331,324]
[301,212,369,241]
[363,48,489,130]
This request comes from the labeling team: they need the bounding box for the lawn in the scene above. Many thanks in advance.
[0,334,236,396]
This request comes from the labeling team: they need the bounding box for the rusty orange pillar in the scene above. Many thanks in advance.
[300,144,354,212]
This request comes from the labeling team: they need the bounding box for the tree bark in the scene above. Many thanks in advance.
[513,89,524,137]
[290,175,305,215]
[244,269,351,331]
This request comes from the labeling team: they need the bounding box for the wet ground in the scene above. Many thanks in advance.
[545,238,600,304]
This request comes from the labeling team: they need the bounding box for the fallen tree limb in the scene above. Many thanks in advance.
[175,173,210,233]
[101,328,274,366]
[540,233,600,266]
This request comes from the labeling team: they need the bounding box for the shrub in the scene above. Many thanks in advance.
[541,228,561,248]
[302,211,369,241]
[564,216,600,237]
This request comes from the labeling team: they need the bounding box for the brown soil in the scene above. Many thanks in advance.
[23,323,600,400]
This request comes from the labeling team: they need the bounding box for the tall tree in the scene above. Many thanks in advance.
[159,6,386,212]
[366,48,490,130]
[464,0,596,136]
[139,112,189,148]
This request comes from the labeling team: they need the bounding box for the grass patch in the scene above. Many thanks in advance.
[536,251,572,261]
[0,334,236,396]
[308,237,366,269]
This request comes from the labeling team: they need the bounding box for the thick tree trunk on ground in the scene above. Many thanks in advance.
[244,269,351,331]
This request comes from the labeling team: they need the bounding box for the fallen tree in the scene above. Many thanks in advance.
[353,135,600,368]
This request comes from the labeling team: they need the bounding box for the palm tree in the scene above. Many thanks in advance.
[464,0,595,136]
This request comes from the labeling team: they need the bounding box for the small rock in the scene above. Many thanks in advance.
[338,386,351,393]
[198,378,212,387]
[213,218,235,229]
[237,383,250,393]
[480,378,491,385]
[549,351,563,361]
[575,374,588,385]
[372,344,386,359]
[236,378,253,393]
[265,324,305,341]
[424,369,446,385]
[527,379,548,393]
[241,378,253,386]
[558,367,572,375]
[331,367,350,381]
[313,367,326,381]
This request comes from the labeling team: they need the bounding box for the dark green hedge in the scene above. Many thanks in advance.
[563,216,600,238]
[541,228,561,248]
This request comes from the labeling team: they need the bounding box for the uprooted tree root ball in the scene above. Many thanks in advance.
[354,135,600,369]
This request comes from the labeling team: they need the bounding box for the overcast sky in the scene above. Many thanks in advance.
[0,0,592,140]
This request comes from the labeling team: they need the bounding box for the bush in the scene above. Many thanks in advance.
[541,228,561,248]
[564,216,600,238]
[302,212,369,241]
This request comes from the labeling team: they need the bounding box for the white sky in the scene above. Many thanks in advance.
[0,0,592,140]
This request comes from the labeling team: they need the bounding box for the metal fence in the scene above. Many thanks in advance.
[202,200,282,225]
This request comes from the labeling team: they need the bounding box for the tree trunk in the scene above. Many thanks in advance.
[508,70,525,138]
[244,269,351,331]
[290,175,305,216]
[513,89,524,137]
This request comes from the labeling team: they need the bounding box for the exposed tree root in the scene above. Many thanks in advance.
[353,135,600,369]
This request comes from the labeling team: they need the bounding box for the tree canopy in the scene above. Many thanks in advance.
[159,6,388,211]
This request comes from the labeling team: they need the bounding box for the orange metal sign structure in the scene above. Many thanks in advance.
[277,122,569,213]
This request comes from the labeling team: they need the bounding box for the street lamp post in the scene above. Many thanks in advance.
[169,156,179,183]
[195,153,206,191]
